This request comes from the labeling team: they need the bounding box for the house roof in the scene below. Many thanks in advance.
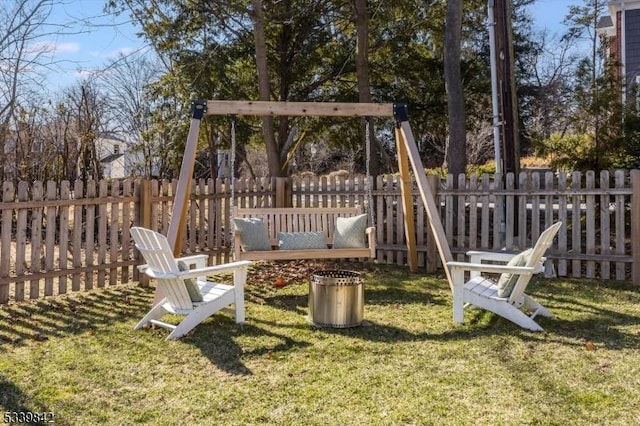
[101,153,125,163]
[597,15,613,29]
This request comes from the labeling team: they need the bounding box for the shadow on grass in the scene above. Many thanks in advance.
[251,266,451,314]
[0,285,152,352]
[183,318,313,375]
[2,272,639,382]
[0,376,61,426]
[248,273,640,350]
[535,280,640,349]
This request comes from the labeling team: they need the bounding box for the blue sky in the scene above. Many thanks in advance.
[40,0,581,91]
[41,0,147,90]
[528,0,574,33]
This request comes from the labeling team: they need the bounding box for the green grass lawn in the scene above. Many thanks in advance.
[1,262,639,425]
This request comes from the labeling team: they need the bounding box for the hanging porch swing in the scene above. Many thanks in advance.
[228,115,377,261]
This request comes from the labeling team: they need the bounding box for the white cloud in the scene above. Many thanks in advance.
[73,69,95,78]
[28,41,80,55]
[89,46,136,60]
[55,42,81,53]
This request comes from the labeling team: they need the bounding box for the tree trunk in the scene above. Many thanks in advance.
[444,0,466,177]
[353,0,380,178]
[250,0,282,177]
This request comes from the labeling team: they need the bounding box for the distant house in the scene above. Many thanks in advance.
[597,0,640,103]
[96,135,127,179]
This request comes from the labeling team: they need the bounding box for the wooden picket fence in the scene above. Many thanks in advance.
[1,169,639,304]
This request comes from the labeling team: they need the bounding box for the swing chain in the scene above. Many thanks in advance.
[365,116,375,228]
[229,115,237,255]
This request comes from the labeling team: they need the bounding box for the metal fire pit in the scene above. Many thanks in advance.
[309,270,364,328]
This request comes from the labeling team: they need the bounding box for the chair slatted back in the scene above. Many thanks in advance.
[509,222,562,304]
[131,227,193,310]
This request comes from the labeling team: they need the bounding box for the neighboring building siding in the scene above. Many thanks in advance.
[625,9,640,88]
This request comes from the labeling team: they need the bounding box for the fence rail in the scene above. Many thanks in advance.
[0,169,638,304]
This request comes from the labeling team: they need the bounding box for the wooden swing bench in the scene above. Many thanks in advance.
[233,206,376,261]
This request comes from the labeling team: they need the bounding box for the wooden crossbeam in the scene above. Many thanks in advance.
[205,100,395,117]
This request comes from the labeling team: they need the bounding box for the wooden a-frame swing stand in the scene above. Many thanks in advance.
[166,100,454,285]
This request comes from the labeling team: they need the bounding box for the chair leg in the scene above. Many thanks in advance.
[166,293,241,340]
[135,300,169,330]
[502,307,545,331]
[522,295,553,318]
[167,313,203,340]
[166,302,223,340]
[452,269,465,324]
[233,269,246,324]
[464,292,545,331]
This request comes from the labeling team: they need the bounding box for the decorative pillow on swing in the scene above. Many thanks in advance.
[332,214,367,249]
[278,232,328,250]
[233,217,271,251]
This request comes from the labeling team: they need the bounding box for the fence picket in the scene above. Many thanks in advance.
[0,171,636,305]
[97,180,108,287]
[468,174,478,251]
[29,181,43,299]
[480,174,490,249]
[586,172,596,278]
[600,171,611,280]
[71,180,84,291]
[557,172,568,277]
[505,173,515,251]
[457,174,466,260]
[85,181,96,290]
[571,172,582,278]
[44,181,56,295]
[531,172,541,242]
[615,170,626,280]
[15,182,29,301]
[59,181,70,294]
[385,175,393,264]
[492,174,503,250]
[109,180,120,286]
[1,182,14,304]
[121,180,132,282]
[445,174,454,248]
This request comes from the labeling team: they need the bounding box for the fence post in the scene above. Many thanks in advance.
[137,179,151,286]
[275,177,292,207]
[139,179,152,229]
[632,170,640,285]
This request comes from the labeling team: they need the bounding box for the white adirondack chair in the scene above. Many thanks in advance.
[131,227,252,340]
[447,222,562,331]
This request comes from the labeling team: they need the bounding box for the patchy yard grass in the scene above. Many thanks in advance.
[1,262,639,425]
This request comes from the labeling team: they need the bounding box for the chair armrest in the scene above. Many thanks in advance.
[179,260,252,279]
[466,250,517,264]
[139,254,209,273]
[144,260,252,280]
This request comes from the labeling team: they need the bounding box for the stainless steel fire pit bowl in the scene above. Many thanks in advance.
[309,270,364,328]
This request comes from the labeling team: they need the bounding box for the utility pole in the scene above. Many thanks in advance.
[492,0,520,176]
